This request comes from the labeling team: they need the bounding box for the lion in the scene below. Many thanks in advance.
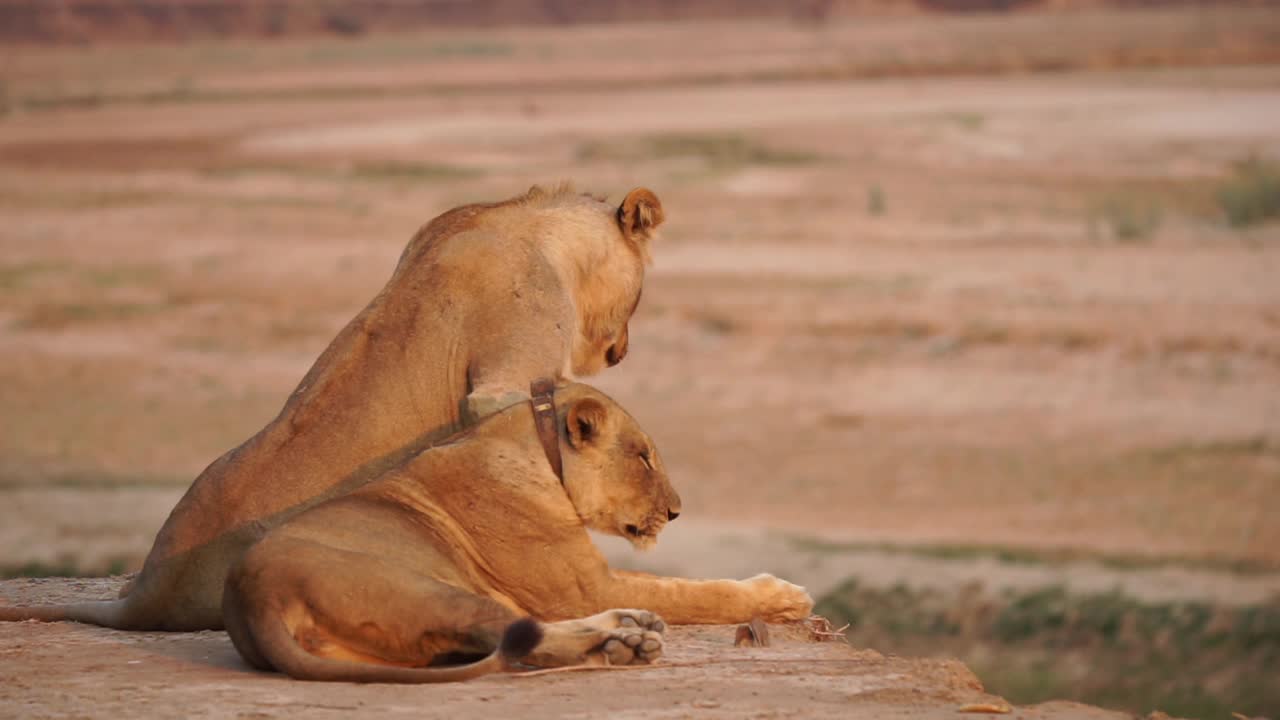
[0,185,665,632]
[219,381,813,682]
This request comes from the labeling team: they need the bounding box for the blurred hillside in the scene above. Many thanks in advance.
[1,0,1269,44]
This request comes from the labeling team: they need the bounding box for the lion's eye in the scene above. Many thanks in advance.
[638,450,653,470]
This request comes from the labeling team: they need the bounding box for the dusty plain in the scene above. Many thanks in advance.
[1,6,1278,719]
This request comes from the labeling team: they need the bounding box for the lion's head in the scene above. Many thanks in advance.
[553,383,681,550]
[388,184,664,380]
[554,187,664,377]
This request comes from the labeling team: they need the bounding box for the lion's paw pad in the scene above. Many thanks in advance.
[609,609,666,634]
[600,628,663,665]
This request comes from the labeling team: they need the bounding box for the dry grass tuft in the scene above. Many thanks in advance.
[805,614,850,643]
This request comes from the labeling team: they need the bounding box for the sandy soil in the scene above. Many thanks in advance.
[1,8,1278,718]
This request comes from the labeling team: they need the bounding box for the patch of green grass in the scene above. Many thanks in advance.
[348,161,481,182]
[578,132,820,171]
[784,534,1279,575]
[0,188,172,210]
[789,536,1057,566]
[659,272,923,297]
[200,161,310,179]
[973,658,1074,706]
[1217,156,1280,228]
[649,133,818,166]
[0,186,334,212]
[266,317,332,342]
[303,38,513,63]
[816,580,1280,719]
[975,656,1268,720]
[323,9,367,36]
[867,183,887,216]
[696,313,737,335]
[0,261,167,313]
[10,83,361,113]
[808,273,922,295]
[15,301,167,330]
[80,265,165,289]
[421,40,513,59]
[1,557,130,579]
[205,160,480,184]
[1141,437,1275,464]
[943,112,986,130]
[0,261,64,291]
[1090,192,1162,242]
[0,469,187,489]
[958,321,1012,345]
[3,35,520,113]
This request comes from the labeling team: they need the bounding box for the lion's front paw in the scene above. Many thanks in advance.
[744,573,813,622]
[597,627,664,666]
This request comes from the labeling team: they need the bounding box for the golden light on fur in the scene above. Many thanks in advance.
[215,382,810,683]
[0,185,665,632]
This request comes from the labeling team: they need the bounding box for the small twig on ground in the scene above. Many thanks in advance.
[805,614,849,642]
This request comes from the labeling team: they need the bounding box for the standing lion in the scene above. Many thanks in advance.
[1,184,664,631]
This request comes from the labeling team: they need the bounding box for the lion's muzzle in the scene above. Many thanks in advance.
[605,325,629,367]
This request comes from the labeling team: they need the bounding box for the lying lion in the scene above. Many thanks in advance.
[220,382,813,682]
[0,185,664,631]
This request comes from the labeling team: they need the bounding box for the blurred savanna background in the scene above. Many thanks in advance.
[1,1,1278,717]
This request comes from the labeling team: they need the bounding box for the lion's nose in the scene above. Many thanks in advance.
[667,510,680,522]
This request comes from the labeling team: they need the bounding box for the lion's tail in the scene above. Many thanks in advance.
[0,598,138,628]
[250,614,544,684]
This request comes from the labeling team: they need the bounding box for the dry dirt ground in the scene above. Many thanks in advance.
[1,7,1278,718]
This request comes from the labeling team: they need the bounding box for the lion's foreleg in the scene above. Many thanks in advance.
[460,292,573,426]
[595,572,813,625]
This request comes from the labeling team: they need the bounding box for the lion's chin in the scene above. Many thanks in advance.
[627,534,658,551]
[622,523,660,551]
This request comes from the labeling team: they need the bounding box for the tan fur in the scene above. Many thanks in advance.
[0,186,665,632]
[220,382,813,683]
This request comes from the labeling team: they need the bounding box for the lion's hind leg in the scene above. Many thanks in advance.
[524,609,665,668]
[224,538,532,682]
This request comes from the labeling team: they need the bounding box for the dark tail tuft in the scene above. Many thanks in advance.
[498,617,543,660]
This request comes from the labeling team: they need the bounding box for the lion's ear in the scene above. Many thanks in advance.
[566,397,608,449]
[616,188,665,247]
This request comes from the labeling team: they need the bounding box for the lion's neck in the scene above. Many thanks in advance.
[539,217,637,357]
[382,403,573,535]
